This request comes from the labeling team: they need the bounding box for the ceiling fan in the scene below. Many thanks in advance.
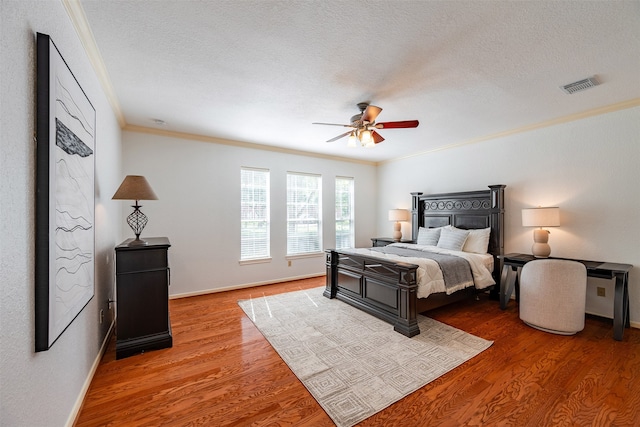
[313,102,419,148]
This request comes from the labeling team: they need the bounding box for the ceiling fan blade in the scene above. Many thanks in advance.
[326,131,352,143]
[375,120,419,129]
[312,122,353,127]
[372,131,385,144]
[362,105,382,123]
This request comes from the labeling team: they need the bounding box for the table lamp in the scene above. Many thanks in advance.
[522,207,560,257]
[112,175,158,246]
[388,209,410,242]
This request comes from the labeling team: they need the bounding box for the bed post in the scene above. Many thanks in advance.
[488,184,506,297]
[394,264,420,337]
[410,192,423,242]
[323,250,338,299]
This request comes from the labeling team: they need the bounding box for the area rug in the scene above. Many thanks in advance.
[238,287,492,427]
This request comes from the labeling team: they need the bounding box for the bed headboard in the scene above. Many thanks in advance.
[410,185,506,283]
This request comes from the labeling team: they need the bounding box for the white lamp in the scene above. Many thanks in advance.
[522,207,560,258]
[388,209,410,241]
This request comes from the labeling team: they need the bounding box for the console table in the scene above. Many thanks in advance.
[500,253,632,341]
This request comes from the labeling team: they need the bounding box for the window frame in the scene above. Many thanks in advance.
[239,167,271,264]
[286,172,323,257]
[335,176,355,250]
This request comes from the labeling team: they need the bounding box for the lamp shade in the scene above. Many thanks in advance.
[112,175,158,201]
[388,209,410,222]
[522,207,560,227]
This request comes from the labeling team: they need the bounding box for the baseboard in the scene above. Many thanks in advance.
[585,310,612,320]
[170,273,326,299]
[172,279,640,330]
[585,311,640,330]
[65,321,115,427]
[495,297,638,330]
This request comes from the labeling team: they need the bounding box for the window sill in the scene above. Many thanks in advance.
[238,257,272,266]
[285,252,324,261]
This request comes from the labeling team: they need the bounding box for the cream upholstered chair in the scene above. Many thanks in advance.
[519,259,587,335]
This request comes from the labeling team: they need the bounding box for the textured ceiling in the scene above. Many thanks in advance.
[79,0,640,163]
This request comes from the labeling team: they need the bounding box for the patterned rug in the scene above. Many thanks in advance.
[238,287,492,427]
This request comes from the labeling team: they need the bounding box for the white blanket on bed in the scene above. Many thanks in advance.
[345,243,495,299]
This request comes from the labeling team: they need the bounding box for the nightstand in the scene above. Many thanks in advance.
[115,237,172,358]
[371,237,415,247]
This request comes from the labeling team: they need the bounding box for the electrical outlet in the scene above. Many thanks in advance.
[99,309,105,324]
[288,260,292,267]
[597,287,606,297]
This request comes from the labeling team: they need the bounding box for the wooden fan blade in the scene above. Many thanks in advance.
[375,120,419,129]
[372,131,385,144]
[312,122,353,127]
[326,131,352,143]
[362,105,382,123]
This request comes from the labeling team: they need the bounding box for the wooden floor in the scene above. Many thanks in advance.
[75,276,640,426]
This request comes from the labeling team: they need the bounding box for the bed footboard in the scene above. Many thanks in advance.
[324,250,420,337]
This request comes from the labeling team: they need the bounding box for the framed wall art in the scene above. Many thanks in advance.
[35,33,95,352]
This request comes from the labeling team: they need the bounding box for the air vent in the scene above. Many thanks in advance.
[560,77,599,94]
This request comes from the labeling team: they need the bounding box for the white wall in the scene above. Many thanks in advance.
[377,106,640,324]
[0,1,122,426]
[121,130,377,297]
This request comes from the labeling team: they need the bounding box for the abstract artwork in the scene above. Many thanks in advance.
[35,33,95,351]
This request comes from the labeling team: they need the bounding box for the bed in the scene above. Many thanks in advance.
[323,185,506,337]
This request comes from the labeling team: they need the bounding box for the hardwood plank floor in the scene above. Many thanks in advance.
[75,276,640,426]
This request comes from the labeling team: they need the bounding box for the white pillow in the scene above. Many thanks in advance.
[462,227,492,254]
[437,227,470,251]
[417,227,441,246]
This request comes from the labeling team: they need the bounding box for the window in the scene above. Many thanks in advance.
[335,177,354,249]
[287,172,322,255]
[240,168,270,261]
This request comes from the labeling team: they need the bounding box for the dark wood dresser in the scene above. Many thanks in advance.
[115,237,172,359]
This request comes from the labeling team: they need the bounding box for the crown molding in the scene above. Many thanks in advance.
[62,0,126,127]
[59,0,639,167]
[123,124,378,166]
[382,98,640,164]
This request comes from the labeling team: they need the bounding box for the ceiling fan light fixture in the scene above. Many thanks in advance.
[359,129,372,146]
[313,102,419,147]
[347,131,357,148]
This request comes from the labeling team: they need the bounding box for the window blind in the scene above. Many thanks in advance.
[287,172,322,255]
[241,168,270,260]
[335,177,354,249]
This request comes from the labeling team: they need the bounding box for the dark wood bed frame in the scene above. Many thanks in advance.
[324,185,506,337]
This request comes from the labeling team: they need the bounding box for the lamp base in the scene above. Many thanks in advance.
[392,221,402,242]
[127,237,149,246]
[126,203,149,246]
[531,229,551,258]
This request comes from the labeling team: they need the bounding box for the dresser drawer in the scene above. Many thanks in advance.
[116,248,167,273]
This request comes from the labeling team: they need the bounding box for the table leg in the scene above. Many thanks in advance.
[613,271,630,341]
[500,265,518,310]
